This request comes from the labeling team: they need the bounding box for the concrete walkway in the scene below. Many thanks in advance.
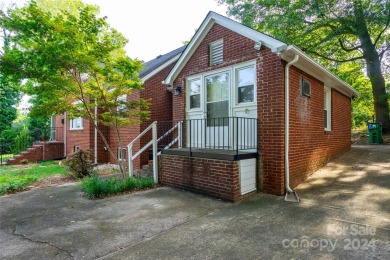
[1,145,389,259]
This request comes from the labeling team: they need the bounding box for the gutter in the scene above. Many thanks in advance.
[284,54,300,202]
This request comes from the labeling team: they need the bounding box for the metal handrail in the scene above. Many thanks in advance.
[127,121,158,183]
[157,121,182,153]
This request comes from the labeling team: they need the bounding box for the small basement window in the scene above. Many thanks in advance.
[209,40,223,66]
[118,147,126,160]
[300,77,311,97]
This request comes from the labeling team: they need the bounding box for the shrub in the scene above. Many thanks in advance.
[64,149,94,179]
[80,175,154,199]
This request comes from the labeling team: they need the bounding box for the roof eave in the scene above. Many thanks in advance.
[141,53,182,83]
[281,45,359,97]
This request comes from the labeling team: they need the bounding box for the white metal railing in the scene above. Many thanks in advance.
[157,121,182,154]
[128,121,158,183]
[127,121,183,183]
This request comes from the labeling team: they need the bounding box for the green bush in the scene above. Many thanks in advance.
[64,149,94,179]
[80,175,154,199]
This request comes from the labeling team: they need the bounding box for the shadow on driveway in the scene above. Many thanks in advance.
[1,145,389,259]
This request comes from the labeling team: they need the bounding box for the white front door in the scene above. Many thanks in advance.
[186,61,257,150]
[205,71,230,148]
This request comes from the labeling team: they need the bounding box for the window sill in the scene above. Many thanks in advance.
[70,128,84,131]
[324,128,332,133]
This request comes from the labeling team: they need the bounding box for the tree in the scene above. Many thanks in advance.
[0,1,149,177]
[0,25,19,134]
[0,76,18,134]
[219,0,390,132]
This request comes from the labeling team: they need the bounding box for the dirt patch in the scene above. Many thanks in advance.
[352,129,390,145]
[30,174,77,189]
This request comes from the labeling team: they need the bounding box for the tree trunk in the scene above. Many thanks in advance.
[354,1,390,133]
[365,51,390,133]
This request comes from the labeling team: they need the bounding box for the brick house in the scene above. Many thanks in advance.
[56,12,358,202]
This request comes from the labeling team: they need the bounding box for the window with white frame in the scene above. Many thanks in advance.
[118,147,126,160]
[324,86,331,131]
[209,40,223,66]
[236,65,255,103]
[70,117,83,130]
[188,78,201,109]
[70,101,83,130]
[117,94,127,112]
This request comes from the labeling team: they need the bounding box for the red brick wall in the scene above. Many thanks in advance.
[257,49,285,195]
[65,114,92,157]
[168,23,352,196]
[288,65,351,188]
[172,24,260,121]
[108,91,141,170]
[140,63,175,166]
[161,154,244,202]
[41,142,64,161]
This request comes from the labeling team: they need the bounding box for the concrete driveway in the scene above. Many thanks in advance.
[1,145,389,259]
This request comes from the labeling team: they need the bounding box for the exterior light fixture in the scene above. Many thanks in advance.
[254,41,262,50]
[174,86,182,96]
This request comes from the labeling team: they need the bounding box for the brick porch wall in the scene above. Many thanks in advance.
[161,154,246,202]
[140,63,175,167]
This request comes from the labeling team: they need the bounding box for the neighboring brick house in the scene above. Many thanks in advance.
[56,12,358,202]
[56,46,185,169]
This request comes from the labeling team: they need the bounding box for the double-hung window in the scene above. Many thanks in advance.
[324,86,331,131]
[236,66,255,103]
[188,78,201,109]
[70,101,83,130]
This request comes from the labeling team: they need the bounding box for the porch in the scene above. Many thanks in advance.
[156,117,259,202]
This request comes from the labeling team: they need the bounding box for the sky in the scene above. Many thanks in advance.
[1,0,228,61]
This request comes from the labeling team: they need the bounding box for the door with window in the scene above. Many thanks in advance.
[205,72,230,148]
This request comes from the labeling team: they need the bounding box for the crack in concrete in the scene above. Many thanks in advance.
[96,208,223,259]
[11,223,75,260]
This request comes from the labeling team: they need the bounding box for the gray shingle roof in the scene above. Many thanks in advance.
[139,45,187,79]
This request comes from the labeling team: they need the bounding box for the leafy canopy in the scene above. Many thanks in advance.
[0,0,149,127]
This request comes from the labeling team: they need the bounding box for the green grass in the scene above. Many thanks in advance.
[0,154,13,164]
[80,175,154,199]
[0,161,69,195]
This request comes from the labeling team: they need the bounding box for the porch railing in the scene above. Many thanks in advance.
[158,117,258,155]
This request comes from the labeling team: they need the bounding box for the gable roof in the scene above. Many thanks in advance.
[163,11,358,98]
[139,45,186,82]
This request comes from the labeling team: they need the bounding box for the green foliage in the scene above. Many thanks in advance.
[80,175,154,199]
[0,76,19,134]
[12,128,31,154]
[64,149,94,179]
[0,0,150,173]
[0,161,68,195]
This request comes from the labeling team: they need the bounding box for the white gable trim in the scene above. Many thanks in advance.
[163,11,358,98]
[141,53,181,83]
[163,11,287,86]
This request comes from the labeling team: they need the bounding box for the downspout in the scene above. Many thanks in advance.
[94,100,98,164]
[284,54,300,202]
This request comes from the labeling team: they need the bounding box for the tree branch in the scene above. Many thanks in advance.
[337,38,362,52]
[373,16,390,48]
[308,50,364,62]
